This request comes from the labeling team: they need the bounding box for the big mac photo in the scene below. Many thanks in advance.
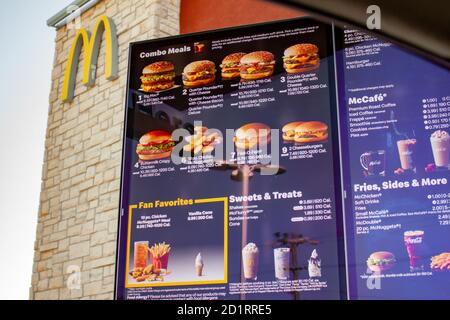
[140,61,176,92]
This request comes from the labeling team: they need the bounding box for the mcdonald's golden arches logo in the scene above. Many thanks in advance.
[62,15,118,102]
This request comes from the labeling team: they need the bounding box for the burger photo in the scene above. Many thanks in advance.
[367,251,396,273]
[294,121,328,143]
[140,61,175,92]
[234,123,271,150]
[182,60,216,87]
[136,130,175,161]
[220,52,246,80]
[282,121,305,142]
[239,51,275,81]
[283,43,320,74]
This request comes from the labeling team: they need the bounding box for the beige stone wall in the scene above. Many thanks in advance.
[31,0,180,300]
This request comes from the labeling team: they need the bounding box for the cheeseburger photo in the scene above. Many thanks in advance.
[282,121,305,142]
[239,51,275,81]
[283,43,320,74]
[367,251,396,273]
[182,60,216,87]
[140,61,175,92]
[220,52,246,80]
[234,123,271,150]
[294,121,328,143]
[136,130,175,161]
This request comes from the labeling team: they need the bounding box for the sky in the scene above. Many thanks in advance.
[0,0,73,300]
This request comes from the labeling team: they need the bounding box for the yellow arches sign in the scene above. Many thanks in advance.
[62,15,118,102]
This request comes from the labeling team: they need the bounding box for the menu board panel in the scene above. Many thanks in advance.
[336,28,450,299]
[115,18,346,300]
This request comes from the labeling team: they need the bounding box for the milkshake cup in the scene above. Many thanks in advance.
[397,139,417,171]
[308,249,322,278]
[242,243,259,281]
[404,230,425,271]
[274,248,290,280]
[430,130,450,168]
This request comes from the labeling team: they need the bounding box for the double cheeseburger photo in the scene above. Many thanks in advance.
[182,60,216,87]
[136,130,175,161]
[283,43,320,74]
[239,51,275,81]
[140,61,175,92]
[282,121,328,143]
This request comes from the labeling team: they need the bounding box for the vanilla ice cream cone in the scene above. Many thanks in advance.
[196,264,203,276]
[195,252,204,276]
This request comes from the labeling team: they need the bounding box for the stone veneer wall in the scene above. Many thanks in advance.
[31,0,180,300]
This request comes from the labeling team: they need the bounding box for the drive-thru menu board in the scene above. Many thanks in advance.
[115,18,346,300]
[115,18,450,301]
[336,28,450,299]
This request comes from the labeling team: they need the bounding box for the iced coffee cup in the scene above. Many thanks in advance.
[397,139,417,171]
[430,130,450,168]
[242,243,259,281]
[274,248,290,280]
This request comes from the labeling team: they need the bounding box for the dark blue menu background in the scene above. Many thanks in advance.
[336,28,450,299]
[115,18,346,300]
